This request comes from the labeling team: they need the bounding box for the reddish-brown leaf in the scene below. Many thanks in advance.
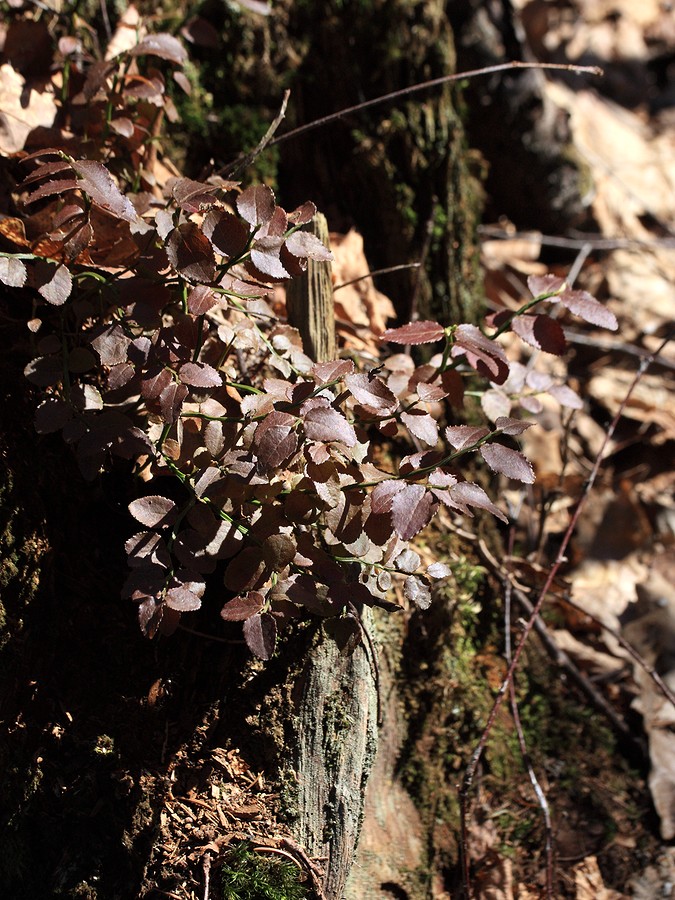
[130,33,187,64]
[250,236,289,279]
[494,416,534,436]
[223,547,267,593]
[243,612,277,660]
[444,425,489,451]
[527,274,566,297]
[303,406,357,447]
[220,591,265,621]
[381,320,445,345]
[370,479,404,515]
[285,231,333,261]
[480,444,535,484]
[547,384,583,409]
[165,586,202,611]
[171,177,220,212]
[345,372,398,414]
[558,289,618,330]
[512,314,567,355]
[391,483,437,540]
[91,324,132,366]
[311,359,355,384]
[448,481,508,523]
[202,208,248,258]
[179,361,222,388]
[401,410,438,446]
[287,201,317,225]
[237,184,275,227]
[159,381,188,423]
[166,222,216,283]
[252,410,299,472]
[262,533,297,571]
[73,159,139,223]
[128,495,177,528]
[187,284,217,315]
[452,324,509,384]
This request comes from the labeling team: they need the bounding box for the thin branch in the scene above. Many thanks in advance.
[269,62,602,149]
[478,225,675,251]
[561,594,675,713]
[504,573,554,899]
[333,261,421,291]
[458,331,672,898]
[218,90,291,178]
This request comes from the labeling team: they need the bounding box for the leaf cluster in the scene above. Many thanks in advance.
[0,13,619,659]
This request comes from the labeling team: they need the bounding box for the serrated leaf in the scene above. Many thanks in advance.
[166,222,216,283]
[404,574,432,610]
[130,33,187,64]
[128,495,177,528]
[345,372,398,414]
[250,236,289,279]
[0,256,27,287]
[394,548,421,573]
[252,410,299,473]
[444,425,489,451]
[303,406,357,446]
[527,274,566,297]
[391,483,437,540]
[187,284,217,315]
[452,324,509,384]
[285,230,333,261]
[159,381,188,424]
[287,201,317,225]
[512,314,567,355]
[73,159,139,223]
[311,359,355,383]
[220,591,265,621]
[558,289,618,330]
[202,208,248,258]
[32,261,72,306]
[494,416,534,436]
[370,479,404,515]
[480,444,535,483]
[237,184,275,227]
[401,410,438,446]
[448,481,508,523]
[243,612,277,660]
[380,320,445,345]
[165,586,202,611]
[125,532,171,569]
[171,177,220,213]
[24,178,79,205]
[179,361,222,388]
[428,562,452,579]
[91,325,131,366]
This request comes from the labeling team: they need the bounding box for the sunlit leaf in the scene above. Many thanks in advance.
[404,574,432,609]
[237,184,275,227]
[166,222,216,283]
[480,443,535,483]
[73,159,139,223]
[220,591,265,621]
[391,483,437,540]
[527,274,566,297]
[345,372,398,414]
[130,33,188,65]
[285,230,333,261]
[0,256,26,287]
[558,289,618,331]
[381,320,445,345]
[128,495,177,528]
[303,406,357,446]
[512,314,567,355]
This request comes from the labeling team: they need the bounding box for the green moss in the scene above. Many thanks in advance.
[219,841,311,900]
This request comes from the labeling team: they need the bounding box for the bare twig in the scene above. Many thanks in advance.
[503,529,554,898]
[269,62,602,149]
[333,262,421,292]
[218,90,290,179]
[478,224,675,251]
[458,332,672,898]
[202,851,211,900]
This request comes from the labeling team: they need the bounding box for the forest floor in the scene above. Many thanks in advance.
[1,2,675,899]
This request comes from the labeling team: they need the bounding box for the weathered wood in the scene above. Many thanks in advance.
[286,213,337,362]
[293,621,378,900]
